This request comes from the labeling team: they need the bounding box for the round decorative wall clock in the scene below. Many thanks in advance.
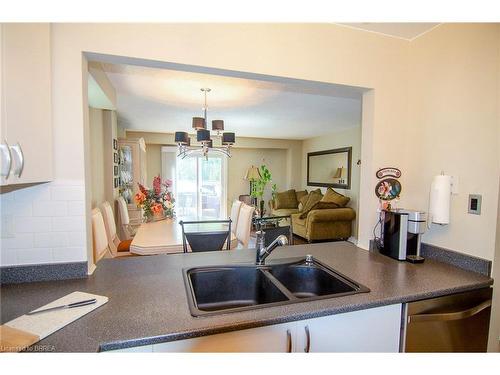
[375,178,402,201]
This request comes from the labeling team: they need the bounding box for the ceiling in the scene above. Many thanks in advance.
[100,63,363,140]
[340,23,440,40]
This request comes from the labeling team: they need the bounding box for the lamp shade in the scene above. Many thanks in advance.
[192,117,206,130]
[212,120,224,131]
[197,129,211,142]
[244,165,261,181]
[222,132,235,145]
[174,131,189,145]
[333,167,343,179]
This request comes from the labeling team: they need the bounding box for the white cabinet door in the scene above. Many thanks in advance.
[295,304,402,352]
[1,23,52,185]
[152,322,296,353]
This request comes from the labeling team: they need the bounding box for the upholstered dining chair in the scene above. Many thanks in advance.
[235,203,255,248]
[91,208,112,263]
[116,196,138,240]
[229,200,243,234]
[238,194,252,206]
[101,201,133,257]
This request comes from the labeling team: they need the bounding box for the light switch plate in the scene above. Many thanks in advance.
[468,194,482,215]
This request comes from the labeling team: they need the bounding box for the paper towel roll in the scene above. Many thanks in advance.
[429,175,451,225]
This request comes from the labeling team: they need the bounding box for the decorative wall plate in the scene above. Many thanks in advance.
[375,178,402,201]
[376,167,401,179]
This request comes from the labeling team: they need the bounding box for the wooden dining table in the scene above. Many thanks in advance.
[129,217,238,255]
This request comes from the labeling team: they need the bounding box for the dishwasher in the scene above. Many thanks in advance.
[402,287,492,352]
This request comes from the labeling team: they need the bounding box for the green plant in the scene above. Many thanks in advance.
[271,183,278,200]
[250,165,272,200]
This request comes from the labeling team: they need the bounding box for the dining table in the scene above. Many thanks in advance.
[129,217,238,255]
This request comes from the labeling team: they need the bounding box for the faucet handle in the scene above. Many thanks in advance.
[305,254,314,264]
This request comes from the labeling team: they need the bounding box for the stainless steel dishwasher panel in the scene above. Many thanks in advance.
[404,288,492,352]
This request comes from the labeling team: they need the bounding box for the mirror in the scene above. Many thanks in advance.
[307,147,352,189]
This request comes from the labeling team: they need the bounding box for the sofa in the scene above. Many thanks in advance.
[269,188,356,242]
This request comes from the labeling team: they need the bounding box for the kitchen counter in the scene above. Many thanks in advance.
[0,242,493,352]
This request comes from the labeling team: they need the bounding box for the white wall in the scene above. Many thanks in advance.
[3,23,499,271]
[302,126,362,238]
[406,23,500,260]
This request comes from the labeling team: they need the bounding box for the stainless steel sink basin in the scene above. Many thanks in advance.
[184,257,369,316]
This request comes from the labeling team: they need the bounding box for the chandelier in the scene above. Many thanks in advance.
[175,88,235,159]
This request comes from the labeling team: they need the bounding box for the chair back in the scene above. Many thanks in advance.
[117,196,130,225]
[101,201,120,254]
[229,200,243,233]
[238,194,252,206]
[236,204,255,248]
[91,208,111,263]
[179,219,232,253]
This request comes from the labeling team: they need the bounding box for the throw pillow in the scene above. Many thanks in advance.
[299,193,309,208]
[275,189,298,209]
[314,201,340,210]
[299,190,323,219]
[321,187,350,207]
[295,190,308,202]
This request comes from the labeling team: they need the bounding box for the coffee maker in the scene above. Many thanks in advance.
[379,209,427,263]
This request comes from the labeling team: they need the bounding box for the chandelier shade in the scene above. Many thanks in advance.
[222,132,235,145]
[196,129,211,142]
[174,131,189,145]
[192,117,206,130]
[212,120,224,131]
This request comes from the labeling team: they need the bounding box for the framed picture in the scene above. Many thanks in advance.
[114,152,118,164]
[114,177,119,188]
[114,166,118,176]
[113,139,118,150]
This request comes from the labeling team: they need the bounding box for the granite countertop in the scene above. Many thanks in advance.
[0,242,493,352]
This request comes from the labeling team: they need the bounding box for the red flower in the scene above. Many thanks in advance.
[153,175,162,196]
[138,183,148,195]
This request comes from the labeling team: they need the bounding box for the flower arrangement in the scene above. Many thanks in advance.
[134,175,175,222]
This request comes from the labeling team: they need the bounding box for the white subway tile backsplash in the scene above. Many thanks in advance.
[34,232,68,248]
[14,216,52,233]
[52,247,86,263]
[0,248,18,265]
[67,231,86,247]
[52,216,85,232]
[1,233,34,249]
[67,201,85,216]
[0,182,88,267]
[33,200,68,217]
[14,183,51,202]
[16,248,53,265]
[50,185,85,201]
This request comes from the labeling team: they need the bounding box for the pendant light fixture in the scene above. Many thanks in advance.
[175,88,235,159]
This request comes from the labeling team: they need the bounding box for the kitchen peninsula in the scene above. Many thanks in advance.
[0,242,493,352]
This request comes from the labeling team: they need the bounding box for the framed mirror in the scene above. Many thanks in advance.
[307,147,352,189]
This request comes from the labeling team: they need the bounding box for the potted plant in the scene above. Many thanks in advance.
[134,175,175,222]
[250,165,272,217]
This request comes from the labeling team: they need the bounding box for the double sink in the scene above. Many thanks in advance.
[183,256,370,316]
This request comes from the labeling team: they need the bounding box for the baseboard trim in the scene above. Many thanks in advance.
[0,261,88,284]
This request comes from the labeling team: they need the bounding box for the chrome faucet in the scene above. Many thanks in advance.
[255,230,288,265]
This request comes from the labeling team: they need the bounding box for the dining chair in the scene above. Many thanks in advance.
[179,219,232,253]
[235,203,255,248]
[229,200,243,234]
[116,196,138,240]
[238,194,252,206]
[101,201,133,256]
[91,208,112,263]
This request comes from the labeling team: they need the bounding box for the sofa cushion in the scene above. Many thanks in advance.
[314,201,340,210]
[321,188,350,207]
[299,190,323,219]
[275,189,298,209]
[272,208,300,216]
[295,190,308,202]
